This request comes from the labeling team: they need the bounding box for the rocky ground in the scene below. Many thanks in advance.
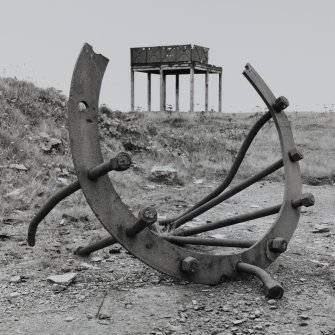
[1,180,334,335]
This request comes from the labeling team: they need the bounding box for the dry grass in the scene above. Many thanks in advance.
[288,111,335,182]
[120,110,334,185]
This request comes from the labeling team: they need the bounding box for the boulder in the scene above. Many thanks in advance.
[149,166,178,184]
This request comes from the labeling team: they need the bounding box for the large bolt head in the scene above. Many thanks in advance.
[300,193,315,207]
[288,149,304,162]
[269,238,287,253]
[138,207,157,225]
[273,96,289,112]
[116,152,132,171]
[292,193,315,208]
[181,256,199,273]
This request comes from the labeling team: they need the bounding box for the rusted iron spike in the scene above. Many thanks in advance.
[74,236,117,256]
[164,236,256,248]
[88,152,131,180]
[172,159,284,229]
[27,152,130,247]
[236,262,284,299]
[159,111,273,226]
[126,207,157,237]
[291,193,315,208]
[27,180,81,246]
[173,204,281,237]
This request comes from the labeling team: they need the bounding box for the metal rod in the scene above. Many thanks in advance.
[174,204,281,236]
[27,152,131,246]
[74,236,117,256]
[27,180,81,246]
[235,262,284,299]
[164,236,256,248]
[291,193,315,208]
[74,234,255,258]
[126,207,157,237]
[88,160,115,180]
[173,159,284,229]
[88,152,131,180]
[159,111,272,226]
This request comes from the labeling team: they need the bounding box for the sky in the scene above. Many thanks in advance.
[0,0,334,113]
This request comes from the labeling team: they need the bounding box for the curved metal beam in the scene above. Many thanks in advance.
[67,43,239,284]
[67,44,305,286]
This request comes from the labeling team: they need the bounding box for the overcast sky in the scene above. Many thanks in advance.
[1,0,334,112]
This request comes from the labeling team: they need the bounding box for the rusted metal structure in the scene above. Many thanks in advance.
[130,44,222,112]
[28,43,315,299]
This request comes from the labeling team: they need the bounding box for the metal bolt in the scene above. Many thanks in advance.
[115,152,132,171]
[87,152,132,180]
[291,193,315,208]
[138,207,157,225]
[269,238,287,253]
[78,101,88,112]
[273,96,289,112]
[126,207,157,237]
[288,149,303,162]
[181,256,199,273]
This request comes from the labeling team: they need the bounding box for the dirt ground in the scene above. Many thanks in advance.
[1,180,334,335]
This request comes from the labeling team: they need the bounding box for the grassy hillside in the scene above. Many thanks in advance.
[98,109,335,185]
[1,77,334,224]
